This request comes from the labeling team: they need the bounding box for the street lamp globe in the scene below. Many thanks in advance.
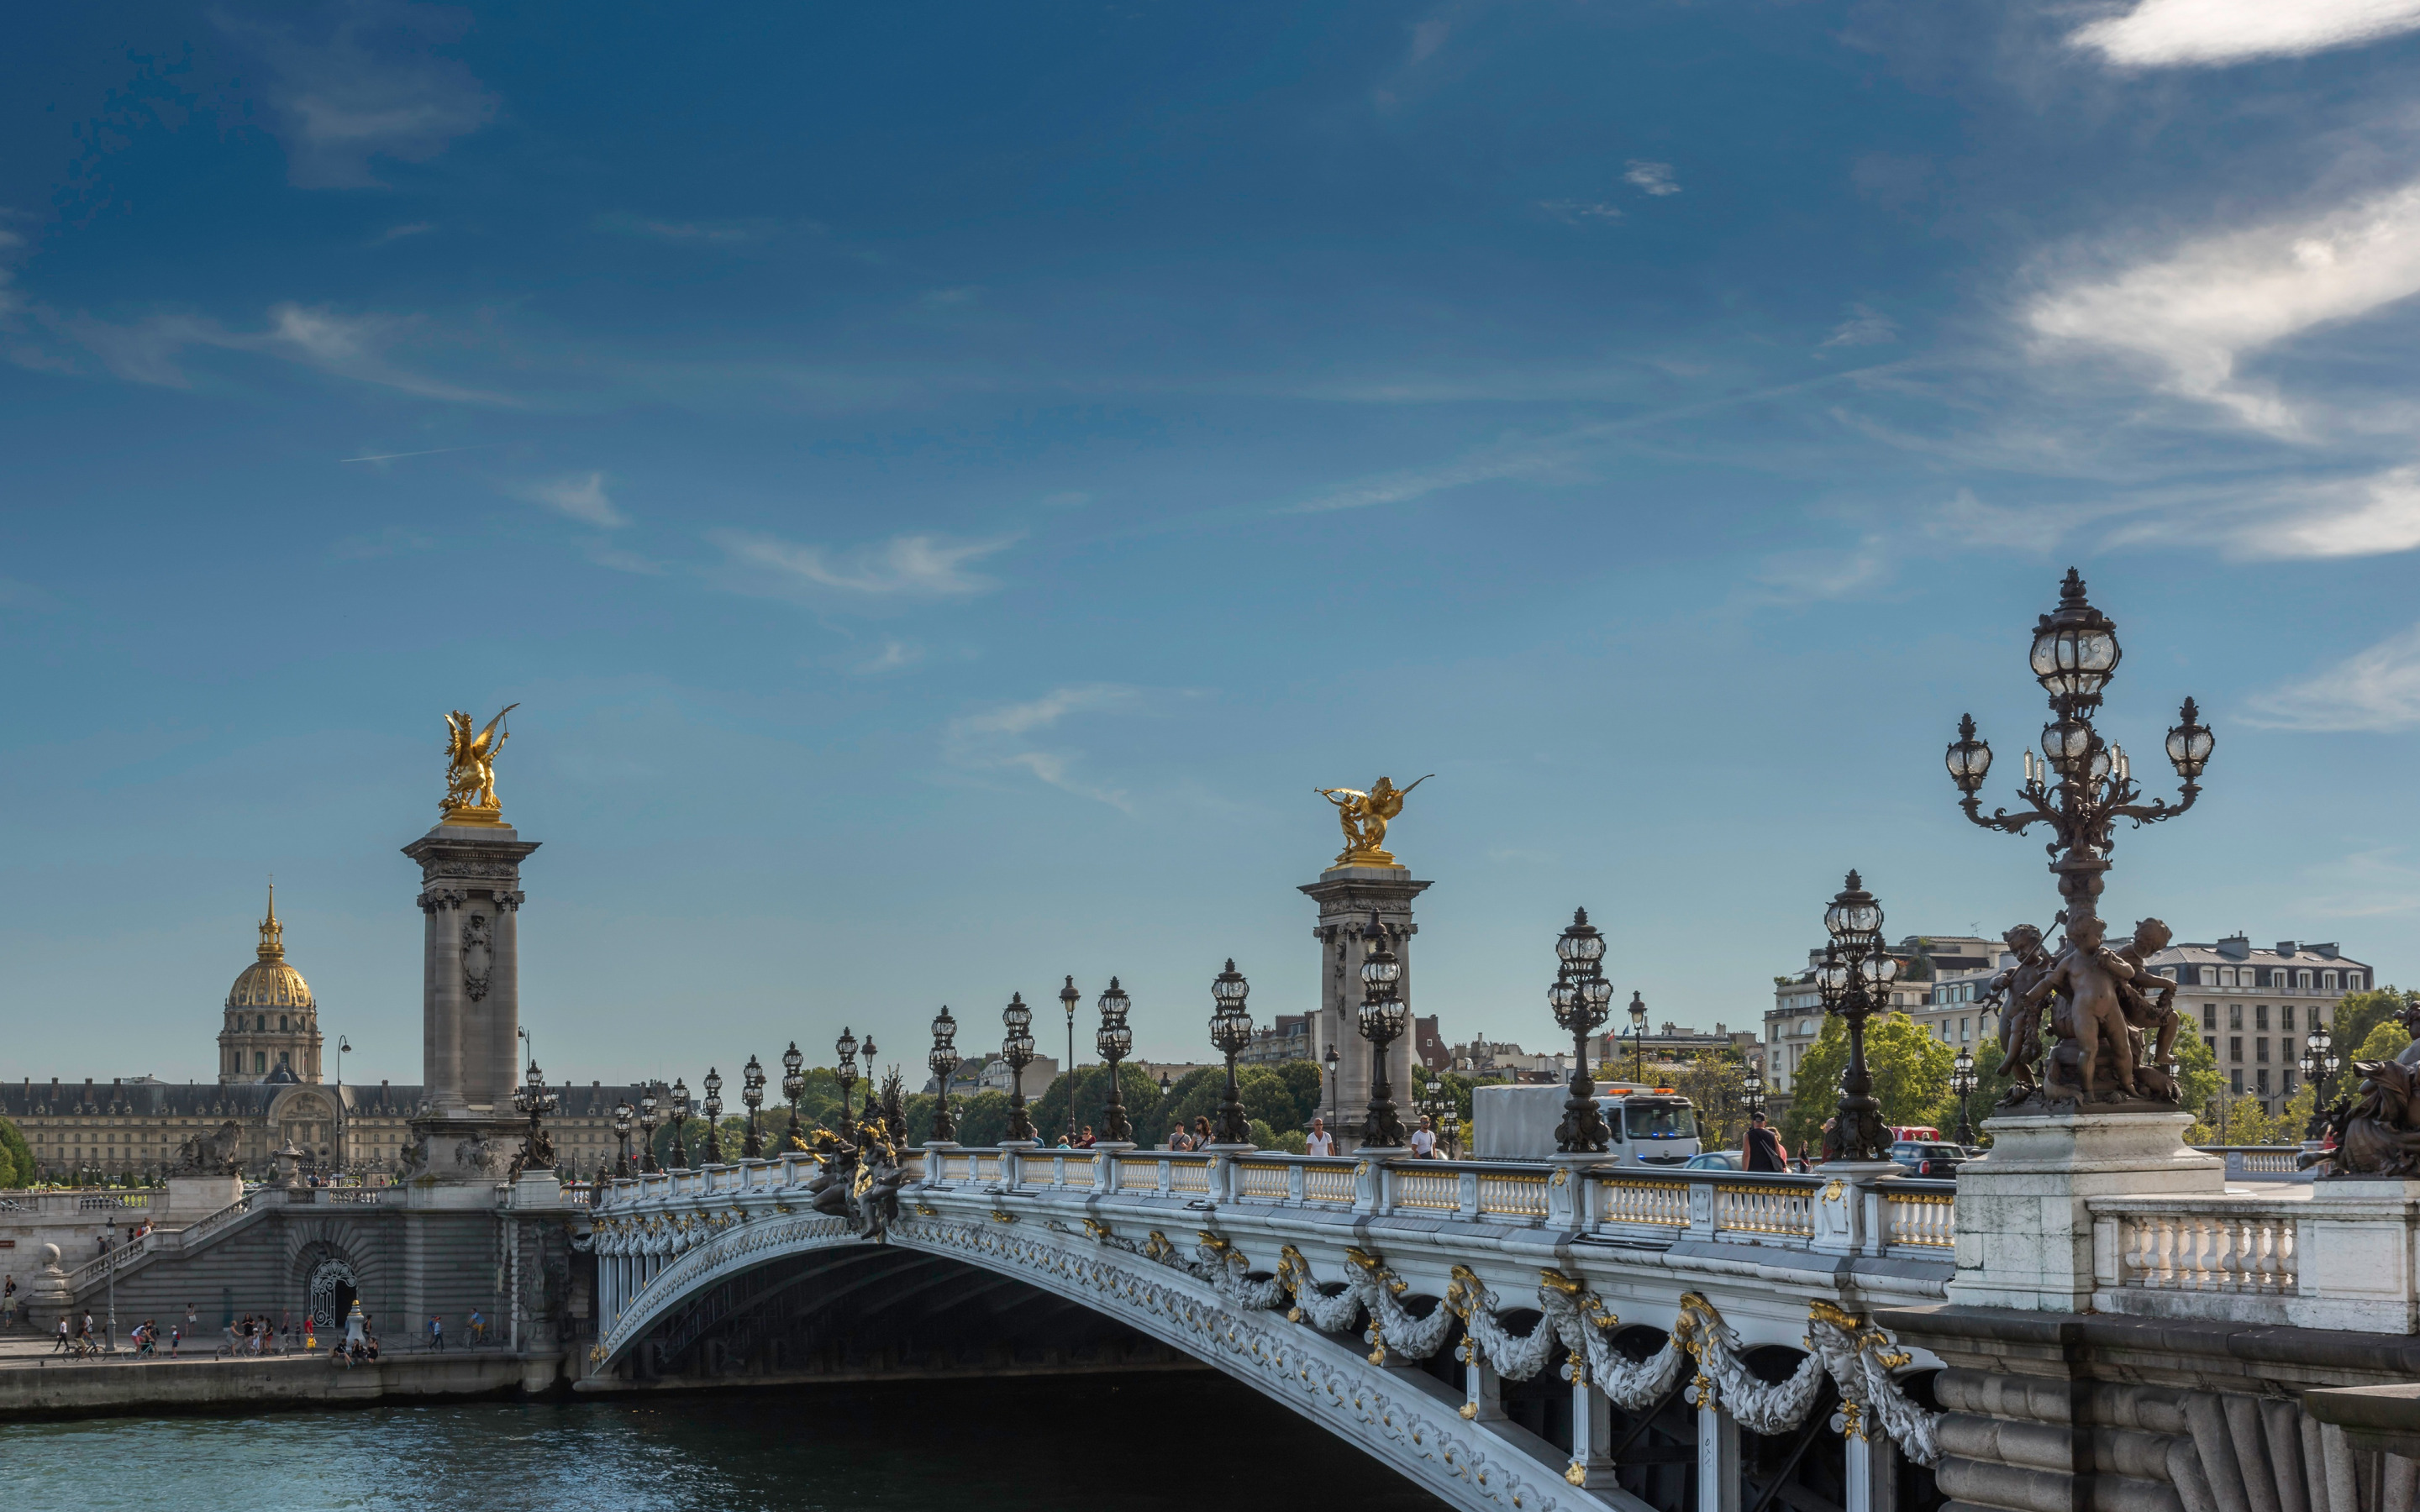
[2165,698,2214,783]
[928,1005,961,1144]
[1944,713,1993,795]
[2029,568,2122,711]
[1094,978,1135,1144]
[1209,959,1255,1145]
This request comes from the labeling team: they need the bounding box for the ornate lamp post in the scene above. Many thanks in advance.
[668,1078,691,1168]
[1208,960,1254,1146]
[740,1055,765,1159]
[701,1068,724,1164]
[1949,1047,1978,1148]
[638,1085,662,1174]
[1097,977,1134,1144]
[1061,975,1082,1144]
[928,1006,961,1144]
[1548,909,1612,1153]
[1323,1042,1339,1126]
[781,1042,806,1147]
[2301,1024,2340,1142]
[513,1059,558,1173]
[611,1100,634,1179]
[1628,990,1649,1083]
[1944,569,2212,937]
[1815,872,1899,1164]
[834,1027,860,1129]
[1742,1063,1767,1122]
[1356,914,1409,1149]
[1002,993,1038,1143]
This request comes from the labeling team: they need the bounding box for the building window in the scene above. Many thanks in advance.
[1960,1016,1971,1042]
[254,1052,266,1073]
[2203,1036,2217,1056]
[2228,1037,2242,1062]
[2282,1069,2296,1095]
[2256,1069,2270,1096]
[2298,970,2314,991]
[2229,1069,2244,1094]
[2202,1004,2217,1030]
[2254,1005,2269,1031]
[2349,973,2365,990]
[2255,1037,2269,1063]
[2228,1005,2243,1031]
[2282,1005,2296,1032]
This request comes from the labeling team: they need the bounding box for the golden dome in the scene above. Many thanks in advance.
[228,885,314,1011]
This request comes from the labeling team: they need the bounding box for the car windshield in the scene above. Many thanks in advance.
[1624,1102,1697,1139]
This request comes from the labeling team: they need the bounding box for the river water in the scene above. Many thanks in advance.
[0,1372,1449,1512]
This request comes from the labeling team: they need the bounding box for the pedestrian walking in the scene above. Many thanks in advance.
[52,1316,72,1354]
[1744,1113,1788,1173]
[429,1314,445,1352]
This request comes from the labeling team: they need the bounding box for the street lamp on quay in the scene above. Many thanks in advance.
[1547,909,1612,1154]
[1949,1047,1979,1148]
[668,1079,691,1169]
[1061,975,1082,1145]
[1356,914,1409,1150]
[928,1006,961,1144]
[740,1055,765,1159]
[782,1042,807,1147]
[1097,978,1134,1144]
[611,1100,634,1179]
[700,1068,724,1164]
[2300,1025,2341,1142]
[1628,990,1649,1084]
[1002,993,1038,1143]
[1944,568,2213,938]
[1209,960,1255,1146]
[638,1085,662,1173]
[1816,871,1898,1164]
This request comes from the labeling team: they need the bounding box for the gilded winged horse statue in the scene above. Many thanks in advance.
[442,704,518,822]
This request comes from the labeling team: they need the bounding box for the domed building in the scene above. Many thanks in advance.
[218,887,324,1084]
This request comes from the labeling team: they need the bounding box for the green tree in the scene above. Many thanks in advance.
[0,1116,29,1189]
[2354,1020,2413,1064]
[1778,1013,1956,1153]
[1029,1064,1167,1145]
[2330,988,2408,1063]
[1669,1049,1749,1152]
[2173,1027,2223,1128]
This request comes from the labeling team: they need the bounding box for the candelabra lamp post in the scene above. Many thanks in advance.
[834,1027,860,1129]
[1208,960,1254,1146]
[1815,872,1900,1164]
[781,1042,806,1147]
[638,1085,662,1174]
[741,1054,765,1159]
[1943,569,2213,937]
[1323,1042,1339,1125]
[1628,990,1649,1084]
[1356,914,1409,1149]
[2300,1025,2340,1142]
[1548,908,1612,1153]
[668,1079,691,1168]
[1096,978,1134,1144]
[1002,993,1038,1143]
[1741,1063,1767,1122]
[928,1005,961,1144]
[513,1059,559,1173]
[612,1100,634,1179]
[701,1068,724,1164]
[1061,975,1081,1144]
[1949,1047,1978,1148]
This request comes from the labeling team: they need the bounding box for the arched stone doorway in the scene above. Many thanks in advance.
[304,1249,359,1331]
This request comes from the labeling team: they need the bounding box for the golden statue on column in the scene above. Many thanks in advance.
[1316,774,1432,868]
[440,704,518,826]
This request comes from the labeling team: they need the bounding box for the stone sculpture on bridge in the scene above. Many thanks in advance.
[2311,1059,2420,1178]
[440,703,517,824]
[1316,774,1431,868]
[170,1119,245,1175]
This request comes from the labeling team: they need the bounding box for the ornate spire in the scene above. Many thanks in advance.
[258,881,285,961]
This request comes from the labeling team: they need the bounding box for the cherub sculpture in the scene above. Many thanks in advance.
[2323,1060,2420,1178]
[442,704,518,818]
[1982,923,2054,1103]
[2021,915,2141,1104]
[1316,774,1433,867]
[2113,918,2182,1101]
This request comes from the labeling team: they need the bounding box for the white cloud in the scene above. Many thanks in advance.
[2244,622,2420,731]
[1822,305,1898,349]
[2070,0,2420,67]
[1624,161,1680,197]
[519,471,628,529]
[214,1,500,189]
[1540,200,1623,224]
[2232,466,2420,558]
[845,638,923,675]
[713,530,1015,597]
[49,301,508,402]
[2025,181,2420,433]
[944,684,1142,811]
[1749,536,1892,602]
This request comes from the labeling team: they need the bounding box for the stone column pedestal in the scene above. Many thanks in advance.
[1944,1110,2221,1312]
[1300,865,1431,1152]
[165,1174,244,1221]
[402,820,539,1188]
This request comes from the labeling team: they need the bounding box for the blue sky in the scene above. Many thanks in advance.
[8,1,2420,1089]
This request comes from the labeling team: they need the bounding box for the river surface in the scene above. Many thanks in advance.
[0,1372,1449,1512]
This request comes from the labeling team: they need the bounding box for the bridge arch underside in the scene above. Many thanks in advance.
[594,1218,1884,1512]
[608,1244,1196,1385]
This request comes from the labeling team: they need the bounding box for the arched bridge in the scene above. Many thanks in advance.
[582,1147,1964,1512]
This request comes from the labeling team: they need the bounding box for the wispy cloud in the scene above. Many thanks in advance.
[1821,305,1898,349]
[370,222,434,245]
[213,1,499,189]
[2070,0,2420,67]
[518,471,628,528]
[48,301,509,403]
[2244,622,2420,731]
[919,286,980,309]
[1539,199,1622,225]
[1624,161,1680,197]
[595,213,772,245]
[2024,181,2420,435]
[713,530,1015,598]
[844,638,924,675]
[944,684,1143,811]
[1749,536,1893,602]
[1289,432,1591,512]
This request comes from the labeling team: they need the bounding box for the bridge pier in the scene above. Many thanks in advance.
[1698,1399,1740,1512]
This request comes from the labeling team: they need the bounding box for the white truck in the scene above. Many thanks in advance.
[1468,1083,1702,1165]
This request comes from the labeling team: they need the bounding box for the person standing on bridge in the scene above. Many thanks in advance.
[1744,1113,1788,1173]
[1408,1116,1437,1158]
[1305,1117,1334,1157]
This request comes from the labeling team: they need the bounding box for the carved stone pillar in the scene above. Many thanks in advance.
[1698,1390,1741,1512]
[403,820,539,1190]
[1300,866,1430,1152]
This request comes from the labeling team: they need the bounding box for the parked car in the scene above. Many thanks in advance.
[1890,1140,1965,1178]
[1684,1150,1742,1172]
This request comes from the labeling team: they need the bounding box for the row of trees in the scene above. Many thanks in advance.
[0,1117,34,1187]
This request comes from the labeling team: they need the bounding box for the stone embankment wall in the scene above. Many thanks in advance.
[0,1351,560,1418]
